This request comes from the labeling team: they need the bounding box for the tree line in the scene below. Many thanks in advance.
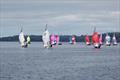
[0,32,120,42]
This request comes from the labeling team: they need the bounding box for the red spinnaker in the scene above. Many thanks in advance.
[92,32,99,44]
[85,35,90,43]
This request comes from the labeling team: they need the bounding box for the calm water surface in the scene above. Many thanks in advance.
[0,42,120,80]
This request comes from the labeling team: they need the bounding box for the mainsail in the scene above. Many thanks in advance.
[42,24,51,48]
[105,33,111,46]
[112,34,117,45]
[19,28,25,47]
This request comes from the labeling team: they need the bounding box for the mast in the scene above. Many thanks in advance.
[45,24,48,31]
[93,26,96,33]
[20,27,23,32]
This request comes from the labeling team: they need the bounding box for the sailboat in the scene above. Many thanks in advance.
[92,27,101,48]
[55,35,59,44]
[19,28,28,48]
[69,36,72,44]
[27,36,31,44]
[56,35,62,45]
[69,35,76,44]
[42,24,52,48]
[55,35,62,45]
[72,35,76,44]
[85,35,91,45]
[99,34,103,45]
[112,33,117,45]
[105,33,111,46]
[50,34,56,45]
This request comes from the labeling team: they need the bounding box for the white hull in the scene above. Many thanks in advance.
[113,42,117,45]
[86,42,90,45]
[43,42,51,48]
[106,41,111,46]
[93,43,101,48]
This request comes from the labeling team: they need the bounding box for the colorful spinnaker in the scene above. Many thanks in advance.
[50,34,56,45]
[92,32,101,48]
[55,35,59,44]
[85,35,90,45]
[72,35,76,44]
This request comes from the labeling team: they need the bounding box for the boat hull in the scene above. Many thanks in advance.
[86,42,91,45]
[21,43,28,48]
[93,43,101,48]
[106,42,111,46]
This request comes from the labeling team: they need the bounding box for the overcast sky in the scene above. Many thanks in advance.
[0,0,120,37]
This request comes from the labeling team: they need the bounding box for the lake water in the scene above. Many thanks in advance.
[0,42,120,80]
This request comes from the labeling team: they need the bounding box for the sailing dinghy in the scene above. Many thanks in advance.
[19,28,28,48]
[42,24,52,48]
[112,33,117,45]
[27,36,31,44]
[99,34,103,45]
[85,35,91,45]
[92,27,101,48]
[105,33,111,46]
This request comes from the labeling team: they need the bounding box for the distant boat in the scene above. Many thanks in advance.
[99,34,103,45]
[112,33,117,45]
[69,35,76,44]
[92,27,101,48]
[105,33,111,46]
[19,28,28,48]
[69,36,72,44]
[55,35,62,45]
[85,35,91,45]
[27,36,31,44]
[50,34,56,45]
[55,35,59,44]
[72,35,76,44]
[42,24,52,48]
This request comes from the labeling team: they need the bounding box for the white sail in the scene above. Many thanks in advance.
[112,34,117,45]
[19,31,25,46]
[105,34,111,46]
[42,25,50,48]
[27,36,31,44]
